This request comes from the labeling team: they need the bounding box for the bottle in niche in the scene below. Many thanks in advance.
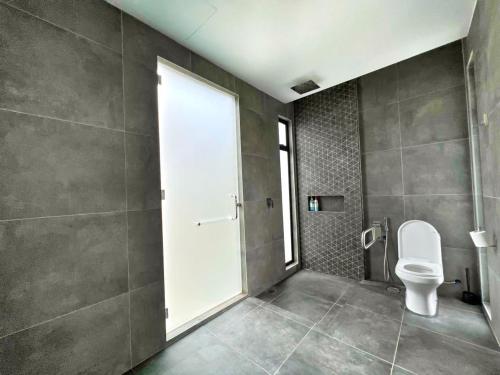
[314,197,319,211]
[309,196,315,211]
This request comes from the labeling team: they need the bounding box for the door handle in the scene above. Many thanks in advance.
[194,194,241,226]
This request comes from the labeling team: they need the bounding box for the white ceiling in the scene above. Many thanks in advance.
[108,0,476,103]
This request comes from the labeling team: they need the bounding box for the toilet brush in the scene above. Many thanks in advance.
[462,268,481,305]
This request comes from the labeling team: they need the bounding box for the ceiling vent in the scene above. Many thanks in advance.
[291,80,320,95]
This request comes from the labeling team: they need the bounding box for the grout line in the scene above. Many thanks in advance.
[317,329,394,366]
[0,107,124,133]
[390,308,405,374]
[0,210,126,223]
[272,289,348,374]
[0,107,155,138]
[361,134,470,155]
[401,137,469,150]
[396,65,406,215]
[260,305,314,329]
[402,320,500,354]
[0,291,129,342]
[205,329,271,374]
[343,302,404,324]
[120,11,133,370]
[2,1,122,54]
[365,193,472,198]
[397,83,466,104]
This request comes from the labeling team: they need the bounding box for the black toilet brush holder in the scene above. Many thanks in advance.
[462,268,481,305]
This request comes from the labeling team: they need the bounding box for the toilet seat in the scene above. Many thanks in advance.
[396,258,442,278]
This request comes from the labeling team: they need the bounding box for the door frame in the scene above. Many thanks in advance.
[156,57,248,340]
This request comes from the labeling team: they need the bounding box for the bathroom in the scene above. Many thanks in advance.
[0,0,499,374]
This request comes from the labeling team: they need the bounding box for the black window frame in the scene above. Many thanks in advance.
[278,118,296,266]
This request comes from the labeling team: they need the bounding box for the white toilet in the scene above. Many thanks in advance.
[396,220,444,316]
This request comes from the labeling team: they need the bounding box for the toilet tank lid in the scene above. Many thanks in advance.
[397,220,442,264]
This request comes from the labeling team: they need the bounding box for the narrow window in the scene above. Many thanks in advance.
[278,119,295,265]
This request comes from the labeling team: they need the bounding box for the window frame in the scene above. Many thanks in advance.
[278,118,296,266]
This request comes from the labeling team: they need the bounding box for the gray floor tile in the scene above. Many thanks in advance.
[395,324,500,375]
[280,270,352,302]
[439,296,482,313]
[271,290,333,324]
[262,302,314,328]
[134,327,267,375]
[315,304,401,362]
[391,366,415,375]
[404,304,499,350]
[209,307,309,373]
[204,298,260,333]
[277,330,392,375]
[340,285,404,321]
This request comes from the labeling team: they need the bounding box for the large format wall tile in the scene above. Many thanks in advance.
[246,241,285,295]
[191,53,236,92]
[0,212,128,337]
[0,110,126,219]
[399,85,468,146]
[397,41,464,100]
[240,108,271,158]
[364,195,404,281]
[0,293,131,375]
[126,133,161,211]
[7,0,122,51]
[243,200,273,250]
[124,59,159,136]
[403,140,471,195]
[362,149,403,196]
[404,195,474,249]
[358,65,398,110]
[242,154,270,202]
[360,103,400,152]
[0,4,123,130]
[130,281,166,366]
[122,13,190,71]
[236,79,265,115]
[128,209,164,290]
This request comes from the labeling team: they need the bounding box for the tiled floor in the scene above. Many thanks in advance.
[132,270,500,375]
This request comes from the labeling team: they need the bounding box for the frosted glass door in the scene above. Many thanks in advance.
[157,61,242,337]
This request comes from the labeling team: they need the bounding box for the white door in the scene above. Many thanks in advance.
[157,60,242,339]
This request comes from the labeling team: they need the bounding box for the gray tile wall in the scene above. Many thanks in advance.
[0,1,292,373]
[294,81,364,279]
[465,0,500,341]
[358,41,477,297]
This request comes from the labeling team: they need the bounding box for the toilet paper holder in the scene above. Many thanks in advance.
[469,230,496,248]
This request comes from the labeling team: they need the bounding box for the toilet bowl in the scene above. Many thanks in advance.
[395,220,444,316]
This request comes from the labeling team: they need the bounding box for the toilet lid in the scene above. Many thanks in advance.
[397,220,442,264]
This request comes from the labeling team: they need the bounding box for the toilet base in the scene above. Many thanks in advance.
[405,286,438,316]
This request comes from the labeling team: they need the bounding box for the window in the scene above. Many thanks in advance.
[278,119,295,265]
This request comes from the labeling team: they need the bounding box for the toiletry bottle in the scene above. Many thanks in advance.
[315,197,320,211]
[309,196,314,211]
